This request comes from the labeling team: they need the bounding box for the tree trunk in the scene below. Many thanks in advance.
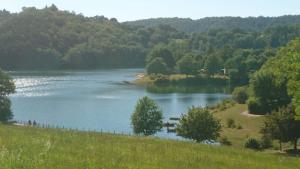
[279,140,282,151]
[294,138,298,151]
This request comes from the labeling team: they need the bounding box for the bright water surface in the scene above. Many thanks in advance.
[10,69,230,138]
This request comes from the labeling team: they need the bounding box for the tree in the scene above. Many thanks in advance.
[0,97,13,122]
[232,86,248,104]
[146,45,175,72]
[176,107,221,142]
[0,68,15,122]
[204,54,223,75]
[250,70,291,114]
[131,96,163,136]
[0,69,15,96]
[261,105,300,151]
[175,54,198,75]
[146,57,170,75]
[254,39,300,117]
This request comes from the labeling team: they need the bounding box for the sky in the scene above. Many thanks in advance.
[1,0,300,22]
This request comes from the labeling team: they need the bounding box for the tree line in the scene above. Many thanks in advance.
[1,5,300,75]
[126,16,300,33]
[0,5,185,70]
[145,25,300,85]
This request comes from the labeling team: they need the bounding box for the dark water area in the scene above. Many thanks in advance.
[9,69,230,139]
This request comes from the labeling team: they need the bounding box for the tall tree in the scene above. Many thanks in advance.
[131,96,163,136]
[0,68,15,122]
[146,45,175,72]
[250,70,291,114]
[261,105,300,151]
[175,54,198,75]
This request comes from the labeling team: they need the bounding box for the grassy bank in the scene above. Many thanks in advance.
[213,103,264,147]
[133,74,228,86]
[0,124,300,169]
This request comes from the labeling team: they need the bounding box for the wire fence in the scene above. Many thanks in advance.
[15,120,134,137]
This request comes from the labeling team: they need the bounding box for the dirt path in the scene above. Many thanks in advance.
[242,111,263,117]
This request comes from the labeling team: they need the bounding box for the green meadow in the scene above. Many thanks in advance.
[0,124,299,169]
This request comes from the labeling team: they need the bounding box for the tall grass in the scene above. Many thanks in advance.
[0,124,299,169]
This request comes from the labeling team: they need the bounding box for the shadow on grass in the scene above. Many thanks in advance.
[285,149,300,157]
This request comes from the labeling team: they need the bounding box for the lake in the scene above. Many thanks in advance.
[9,69,230,138]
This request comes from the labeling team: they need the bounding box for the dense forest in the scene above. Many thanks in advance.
[1,6,300,71]
[0,5,185,69]
[126,16,300,33]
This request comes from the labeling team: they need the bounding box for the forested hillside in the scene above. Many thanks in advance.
[126,16,300,33]
[0,5,185,69]
[143,25,300,85]
[1,5,300,72]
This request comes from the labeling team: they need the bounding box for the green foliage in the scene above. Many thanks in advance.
[247,97,264,115]
[251,39,300,117]
[0,69,15,122]
[146,57,170,75]
[175,54,198,75]
[127,16,300,33]
[260,134,273,149]
[244,137,261,150]
[232,86,248,104]
[0,68,15,96]
[0,97,13,122]
[220,136,232,146]
[226,118,236,128]
[261,106,300,150]
[131,96,163,136]
[204,54,223,75]
[237,124,243,130]
[146,45,175,73]
[176,107,221,142]
[0,7,183,69]
[249,70,291,114]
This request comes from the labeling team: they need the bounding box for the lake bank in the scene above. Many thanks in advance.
[133,73,229,86]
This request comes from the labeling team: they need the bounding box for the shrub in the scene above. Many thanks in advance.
[232,86,248,104]
[146,57,170,75]
[247,97,264,115]
[260,135,273,149]
[220,136,232,146]
[176,107,222,142]
[237,124,243,129]
[244,137,261,150]
[226,118,236,128]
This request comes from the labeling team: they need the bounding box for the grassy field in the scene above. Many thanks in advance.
[213,104,264,147]
[0,124,300,169]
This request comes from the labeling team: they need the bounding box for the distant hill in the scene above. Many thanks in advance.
[0,5,184,70]
[126,15,300,33]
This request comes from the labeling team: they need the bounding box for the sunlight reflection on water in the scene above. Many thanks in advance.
[9,69,230,139]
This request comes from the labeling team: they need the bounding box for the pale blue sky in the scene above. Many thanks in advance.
[1,0,299,21]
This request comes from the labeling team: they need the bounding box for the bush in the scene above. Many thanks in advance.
[232,87,248,104]
[220,136,232,146]
[176,107,222,142]
[260,135,273,149]
[237,124,243,129]
[247,97,264,115]
[244,137,261,150]
[226,118,236,128]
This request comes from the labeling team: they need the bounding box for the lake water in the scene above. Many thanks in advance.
[9,69,230,138]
